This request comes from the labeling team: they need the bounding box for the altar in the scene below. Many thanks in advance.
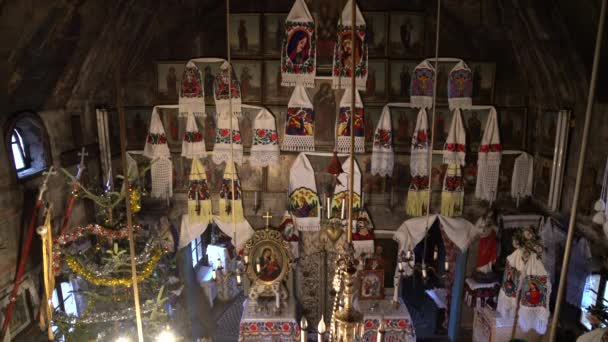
[356,298,416,342]
[238,298,300,342]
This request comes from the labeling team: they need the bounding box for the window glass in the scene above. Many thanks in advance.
[580,274,601,330]
[10,130,25,170]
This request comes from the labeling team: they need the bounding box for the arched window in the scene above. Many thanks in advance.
[5,112,50,179]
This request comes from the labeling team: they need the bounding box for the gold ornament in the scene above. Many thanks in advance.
[64,249,162,287]
[129,187,141,214]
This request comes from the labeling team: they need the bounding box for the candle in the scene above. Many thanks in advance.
[256,263,261,273]
[212,269,217,280]
[433,247,438,261]
[377,320,385,342]
[327,197,331,219]
[276,292,280,309]
[405,250,412,259]
[254,191,258,208]
[300,317,308,342]
[398,262,404,272]
[341,199,345,219]
[217,258,222,269]
[317,315,326,342]
[393,282,399,303]
[244,255,249,265]
[421,265,427,279]
[445,261,450,271]
[236,273,242,285]
[318,203,321,218]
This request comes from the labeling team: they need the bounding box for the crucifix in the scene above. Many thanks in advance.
[263,210,272,229]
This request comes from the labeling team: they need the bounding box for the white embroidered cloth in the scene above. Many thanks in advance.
[511,152,534,199]
[336,89,365,153]
[289,153,320,231]
[283,86,315,151]
[212,111,243,165]
[370,105,394,177]
[475,107,501,202]
[179,60,205,118]
[250,109,279,167]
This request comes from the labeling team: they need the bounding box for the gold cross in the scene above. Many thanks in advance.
[263,210,272,229]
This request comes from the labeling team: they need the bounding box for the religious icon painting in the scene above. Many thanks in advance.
[156,61,186,101]
[537,110,559,158]
[229,14,262,57]
[501,262,521,299]
[389,60,419,101]
[497,107,527,151]
[312,77,342,148]
[358,269,385,300]
[244,229,293,286]
[198,62,222,103]
[263,60,291,104]
[468,62,496,104]
[263,13,288,57]
[389,106,418,152]
[158,107,183,151]
[311,1,342,71]
[288,187,319,219]
[388,12,425,58]
[362,59,388,103]
[232,61,262,104]
[461,108,489,153]
[123,107,152,150]
[363,12,388,57]
[201,106,217,149]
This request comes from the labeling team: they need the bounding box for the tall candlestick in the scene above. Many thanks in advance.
[377,320,385,342]
[317,315,326,342]
[244,255,249,265]
[405,250,412,259]
[300,317,308,342]
[433,247,438,261]
[327,197,331,219]
[276,291,280,309]
[393,282,399,303]
[341,198,345,219]
[217,258,222,269]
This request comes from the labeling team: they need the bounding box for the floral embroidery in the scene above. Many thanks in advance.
[411,130,428,149]
[337,107,365,137]
[281,22,316,74]
[214,69,241,100]
[448,68,473,98]
[373,129,392,149]
[253,129,278,145]
[479,144,502,153]
[188,180,210,200]
[220,178,241,201]
[239,321,300,339]
[146,133,167,145]
[215,129,242,145]
[286,107,314,136]
[333,25,367,78]
[446,143,465,152]
[181,65,204,98]
[183,131,203,143]
[443,175,464,192]
[409,176,429,191]
[289,187,319,218]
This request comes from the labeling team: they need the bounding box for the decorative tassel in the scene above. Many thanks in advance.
[406,189,429,217]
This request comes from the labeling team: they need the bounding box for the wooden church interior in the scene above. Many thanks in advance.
[1,0,608,341]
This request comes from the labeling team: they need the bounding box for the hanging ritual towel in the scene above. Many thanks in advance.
[213,217,254,249]
[332,0,368,91]
[332,156,362,217]
[410,60,435,109]
[447,61,473,110]
[336,89,365,153]
[250,109,280,167]
[518,254,551,334]
[443,108,466,166]
[179,60,205,118]
[511,152,534,199]
[143,107,170,159]
[289,153,321,231]
[187,158,212,225]
[406,108,430,216]
[441,164,464,217]
[218,161,245,223]
[475,107,501,202]
[283,86,315,151]
[182,112,206,159]
[281,0,316,88]
[212,111,243,165]
[144,107,172,199]
[370,105,394,177]
[214,61,242,117]
[497,249,527,318]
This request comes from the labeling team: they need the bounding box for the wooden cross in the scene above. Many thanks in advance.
[39,167,57,200]
[263,210,272,229]
[76,147,88,179]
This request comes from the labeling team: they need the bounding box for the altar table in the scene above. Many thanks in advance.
[464,278,500,309]
[356,298,416,342]
[238,299,300,342]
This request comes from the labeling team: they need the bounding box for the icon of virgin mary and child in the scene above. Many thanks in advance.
[257,248,282,281]
[287,30,312,65]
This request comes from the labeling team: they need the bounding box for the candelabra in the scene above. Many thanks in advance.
[396,248,449,281]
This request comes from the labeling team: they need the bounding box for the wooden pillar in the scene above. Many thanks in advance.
[448,249,468,341]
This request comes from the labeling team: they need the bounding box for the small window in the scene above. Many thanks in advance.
[10,129,27,171]
[52,281,78,316]
[580,274,601,330]
[191,236,205,268]
[5,112,50,179]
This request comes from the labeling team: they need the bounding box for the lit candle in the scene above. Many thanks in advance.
[217,258,222,269]
[317,315,326,342]
[422,265,427,279]
[444,261,450,271]
[405,250,412,259]
[398,262,404,272]
[244,255,249,265]
[341,199,345,219]
[236,273,242,285]
[256,263,261,273]
[212,269,217,280]
[433,247,438,261]
[327,197,331,219]
[300,317,308,342]
[377,320,385,342]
